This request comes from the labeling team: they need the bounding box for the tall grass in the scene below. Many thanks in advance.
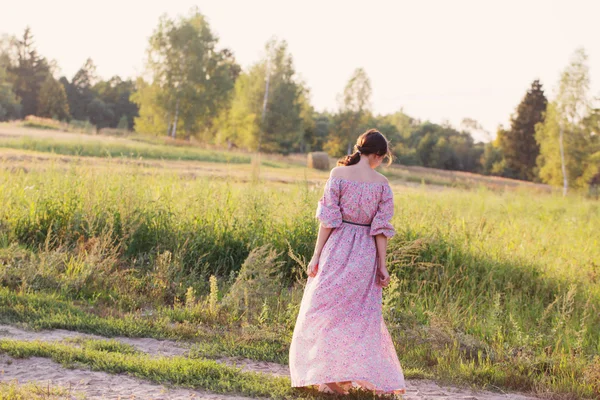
[0,161,599,397]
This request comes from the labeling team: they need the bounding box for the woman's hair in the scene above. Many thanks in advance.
[337,128,394,167]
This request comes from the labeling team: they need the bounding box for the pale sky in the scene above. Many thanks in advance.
[2,0,599,140]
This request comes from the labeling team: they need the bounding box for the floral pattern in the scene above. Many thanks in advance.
[289,176,405,394]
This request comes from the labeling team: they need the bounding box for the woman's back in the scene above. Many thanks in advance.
[316,172,395,237]
[320,176,395,234]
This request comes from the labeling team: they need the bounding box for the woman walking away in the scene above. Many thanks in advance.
[289,129,406,395]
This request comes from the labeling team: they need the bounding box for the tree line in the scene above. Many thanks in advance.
[0,29,138,131]
[0,7,598,190]
[484,49,599,191]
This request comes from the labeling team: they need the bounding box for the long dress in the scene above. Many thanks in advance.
[289,176,406,395]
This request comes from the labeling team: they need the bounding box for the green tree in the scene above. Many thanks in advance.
[37,75,70,120]
[297,86,316,152]
[0,35,15,70]
[7,27,50,117]
[0,70,20,121]
[481,129,507,175]
[536,48,595,192]
[408,121,482,171]
[309,112,331,151]
[61,58,98,121]
[132,78,170,135]
[136,8,239,139]
[223,38,304,153]
[382,109,417,142]
[87,98,114,131]
[94,76,138,129]
[325,68,372,155]
[498,80,547,181]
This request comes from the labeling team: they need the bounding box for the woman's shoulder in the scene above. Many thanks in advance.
[329,167,389,185]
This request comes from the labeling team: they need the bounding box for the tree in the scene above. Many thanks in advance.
[87,97,114,131]
[94,76,138,129]
[223,38,304,153]
[310,112,331,151]
[61,58,97,121]
[37,75,69,120]
[481,128,507,175]
[0,35,16,70]
[131,78,169,135]
[259,40,304,153]
[297,86,316,152]
[0,64,20,121]
[406,121,482,171]
[7,27,50,117]
[325,68,372,155]
[136,8,239,139]
[536,48,595,192]
[498,80,547,181]
[460,118,491,143]
[383,109,417,142]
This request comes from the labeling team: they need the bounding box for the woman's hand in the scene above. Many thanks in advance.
[307,256,319,277]
[378,265,391,287]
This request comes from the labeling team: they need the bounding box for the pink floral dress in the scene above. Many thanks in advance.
[289,176,406,395]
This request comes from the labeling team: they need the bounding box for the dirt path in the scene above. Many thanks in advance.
[0,324,544,399]
[0,355,254,400]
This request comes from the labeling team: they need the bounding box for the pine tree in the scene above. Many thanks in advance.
[8,27,51,117]
[498,80,547,181]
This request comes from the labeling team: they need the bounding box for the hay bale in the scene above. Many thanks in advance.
[307,152,329,170]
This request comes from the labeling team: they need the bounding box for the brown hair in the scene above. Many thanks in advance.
[337,128,393,167]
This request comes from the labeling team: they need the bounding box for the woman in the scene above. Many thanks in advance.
[289,129,406,395]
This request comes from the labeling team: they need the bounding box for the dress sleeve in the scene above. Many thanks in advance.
[315,178,343,228]
[370,183,396,238]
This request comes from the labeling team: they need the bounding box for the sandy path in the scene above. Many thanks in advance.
[0,355,254,400]
[0,324,545,399]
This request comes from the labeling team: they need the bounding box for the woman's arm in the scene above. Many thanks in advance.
[313,224,333,259]
[374,234,391,286]
[307,224,333,277]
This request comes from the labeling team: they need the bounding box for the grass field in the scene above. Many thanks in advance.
[0,124,599,399]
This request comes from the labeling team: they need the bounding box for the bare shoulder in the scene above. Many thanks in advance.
[374,171,389,184]
[329,166,345,178]
[329,166,388,184]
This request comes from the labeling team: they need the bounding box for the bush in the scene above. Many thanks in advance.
[222,244,285,322]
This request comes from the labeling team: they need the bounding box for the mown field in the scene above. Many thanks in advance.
[0,124,599,399]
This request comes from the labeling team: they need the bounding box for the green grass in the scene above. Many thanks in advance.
[0,136,252,163]
[0,158,599,398]
[0,339,400,399]
[65,337,140,354]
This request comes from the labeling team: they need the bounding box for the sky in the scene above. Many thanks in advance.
[1,0,599,141]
